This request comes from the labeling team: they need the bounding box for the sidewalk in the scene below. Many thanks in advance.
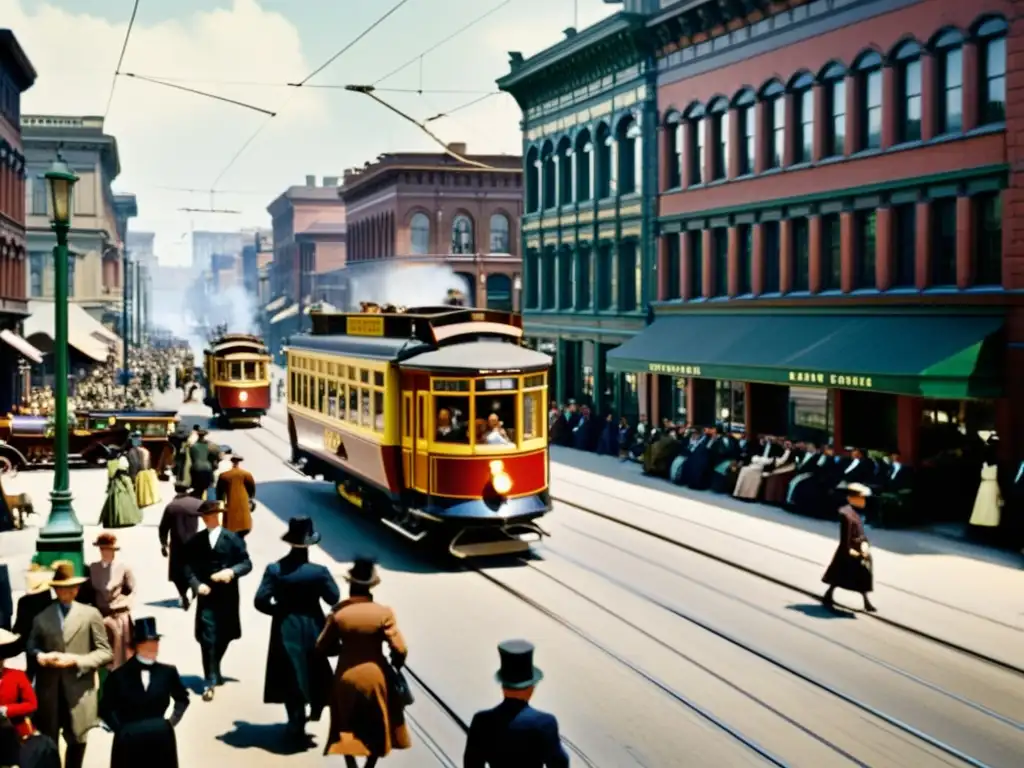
[549,446,1024,670]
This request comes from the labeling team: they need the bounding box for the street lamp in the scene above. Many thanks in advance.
[35,154,84,574]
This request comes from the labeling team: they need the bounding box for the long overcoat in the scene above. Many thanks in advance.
[82,560,135,669]
[26,601,114,743]
[253,551,339,712]
[158,494,202,585]
[316,596,411,757]
[98,655,190,768]
[183,528,252,644]
[822,505,873,593]
[216,466,256,534]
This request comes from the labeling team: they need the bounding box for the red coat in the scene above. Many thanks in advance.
[0,667,37,738]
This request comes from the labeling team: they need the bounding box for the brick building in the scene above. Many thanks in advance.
[599,0,1019,485]
[337,143,523,311]
[0,30,39,411]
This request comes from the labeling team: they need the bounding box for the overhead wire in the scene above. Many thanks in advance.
[120,73,493,95]
[208,0,413,191]
[122,73,276,116]
[103,0,141,119]
[372,0,515,86]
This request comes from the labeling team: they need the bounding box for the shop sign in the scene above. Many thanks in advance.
[788,371,873,388]
[648,363,702,376]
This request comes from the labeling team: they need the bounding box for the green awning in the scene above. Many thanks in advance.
[606,312,1004,399]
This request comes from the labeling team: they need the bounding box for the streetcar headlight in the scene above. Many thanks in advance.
[489,460,513,495]
[239,391,248,402]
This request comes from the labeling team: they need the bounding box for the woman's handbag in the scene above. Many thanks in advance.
[385,662,414,709]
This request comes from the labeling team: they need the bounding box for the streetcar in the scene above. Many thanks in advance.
[285,305,552,558]
[203,333,272,426]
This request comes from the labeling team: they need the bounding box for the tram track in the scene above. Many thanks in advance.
[550,483,1024,674]
[245,422,1010,765]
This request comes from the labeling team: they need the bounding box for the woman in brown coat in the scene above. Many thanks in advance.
[316,558,410,767]
[83,533,136,670]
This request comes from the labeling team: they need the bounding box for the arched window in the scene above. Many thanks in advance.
[575,129,592,202]
[451,214,474,254]
[854,51,883,150]
[977,17,1007,125]
[707,98,728,181]
[489,213,510,253]
[820,62,847,157]
[790,73,814,164]
[732,89,756,175]
[617,115,641,195]
[595,123,612,199]
[525,146,539,213]
[410,212,430,254]
[664,112,682,189]
[932,29,964,134]
[760,80,785,169]
[684,103,705,185]
[556,136,573,205]
[540,141,556,209]
[892,42,923,143]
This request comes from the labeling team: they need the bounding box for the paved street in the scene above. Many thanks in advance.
[1,387,1021,766]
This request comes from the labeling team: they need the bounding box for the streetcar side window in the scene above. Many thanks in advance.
[360,388,371,428]
[347,382,358,421]
[522,389,543,440]
[230,362,241,380]
[317,378,326,413]
[374,390,385,430]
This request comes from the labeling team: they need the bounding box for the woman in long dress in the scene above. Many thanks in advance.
[316,558,411,767]
[969,441,1002,534]
[822,483,876,612]
[128,432,161,508]
[83,533,136,671]
[99,456,143,529]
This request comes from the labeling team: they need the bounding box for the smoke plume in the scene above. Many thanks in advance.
[338,262,472,311]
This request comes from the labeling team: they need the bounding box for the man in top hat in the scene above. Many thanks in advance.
[464,639,568,768]
[254,517,339,743]
[99,617,190,768]
[822,483,877,613]
[182,500,252,701]
[26,561,113,768]
[159,482,203,610]
[216,455,256,539]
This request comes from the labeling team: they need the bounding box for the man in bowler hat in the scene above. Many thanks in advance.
[158,482,203,610]
[254,517,339,743]
[99,617,190,768]
[182,500,252,701]
[464,639,569,768]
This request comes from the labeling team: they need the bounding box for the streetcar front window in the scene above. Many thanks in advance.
[432,378,470,444]
[230,362,241,380]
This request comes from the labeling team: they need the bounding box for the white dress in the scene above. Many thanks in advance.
[969,462,1002,527]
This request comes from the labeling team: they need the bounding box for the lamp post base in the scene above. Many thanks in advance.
[34,488,85,575]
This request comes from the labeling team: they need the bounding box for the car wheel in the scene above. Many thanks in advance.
[0,454,18,478]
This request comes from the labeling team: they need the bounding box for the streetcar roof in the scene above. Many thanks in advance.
[287,333,430,362]
[400,341,551,373]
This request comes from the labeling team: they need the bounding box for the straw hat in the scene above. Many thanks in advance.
[25,564,53,595]
[0,629,21,660]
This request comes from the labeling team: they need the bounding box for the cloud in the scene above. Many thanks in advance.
[4,0,328,265]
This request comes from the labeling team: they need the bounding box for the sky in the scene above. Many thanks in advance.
[6,0,618,267]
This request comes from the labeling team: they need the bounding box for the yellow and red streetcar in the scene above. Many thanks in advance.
[203,333,272,426]
[285,305,552,558]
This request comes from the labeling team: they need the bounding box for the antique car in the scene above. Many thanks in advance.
[0,409,179,475]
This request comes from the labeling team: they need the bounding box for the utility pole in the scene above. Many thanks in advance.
[121,246,131,393]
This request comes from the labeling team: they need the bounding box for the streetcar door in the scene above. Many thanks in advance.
[413,391,429,494]
[401,391,414,486]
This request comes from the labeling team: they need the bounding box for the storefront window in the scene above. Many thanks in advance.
[715,380,745,433]
[788,386,834,445]
[920,399,996,458]
[673,377,687,421]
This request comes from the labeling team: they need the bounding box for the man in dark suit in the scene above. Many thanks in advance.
[158,483,203,609]
[99,617,190,768]
[182,501,252,701]
[253,517,339,742]
[187,429,219,500]
[464,639,568,768]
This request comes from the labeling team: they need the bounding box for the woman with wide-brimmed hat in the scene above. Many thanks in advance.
[254,517,339,744]
[83,533,136,670]
[316,558,410,767]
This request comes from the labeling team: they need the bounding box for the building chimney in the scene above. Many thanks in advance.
[305,175,316,186]
[508,51,524,71]
[563,27,577,39]
[323,176,339,187]
[446,142,467,156]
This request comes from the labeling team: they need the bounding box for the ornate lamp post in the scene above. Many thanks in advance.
[35,155,84,573]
